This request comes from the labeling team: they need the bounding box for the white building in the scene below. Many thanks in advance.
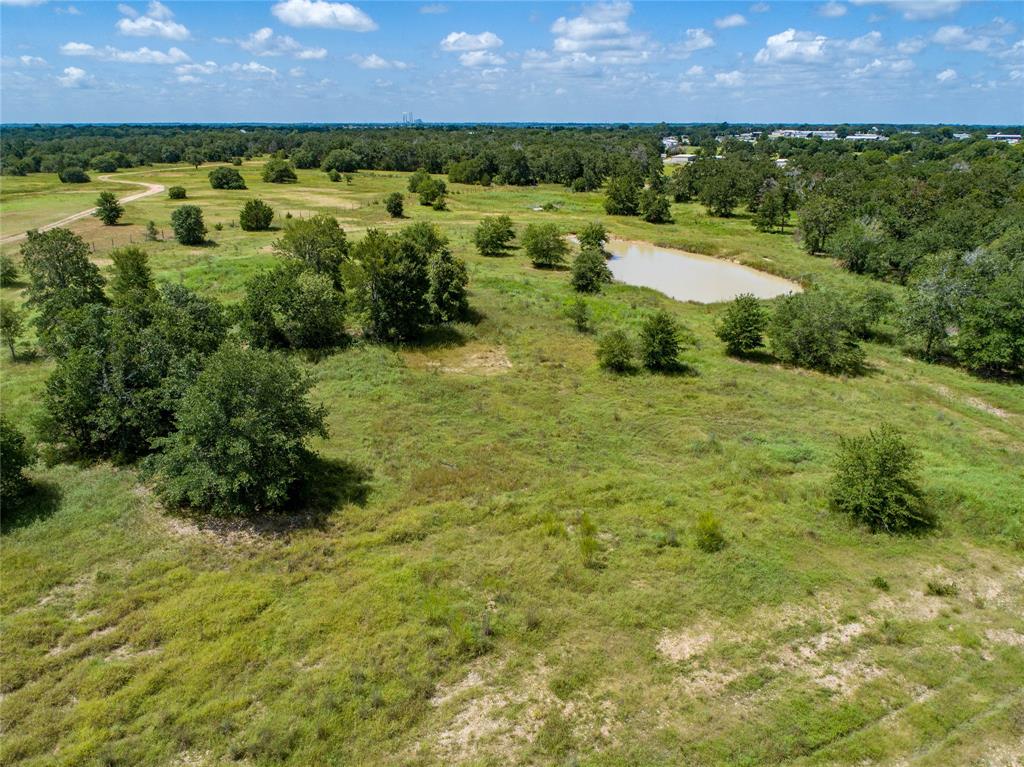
[987,133,1021,145]
[845,133,888,142]
[769,129,838,141]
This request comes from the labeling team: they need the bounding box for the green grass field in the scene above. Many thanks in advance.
[1,163,1022,766]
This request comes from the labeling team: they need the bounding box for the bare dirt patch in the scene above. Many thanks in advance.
[405,345,513,377]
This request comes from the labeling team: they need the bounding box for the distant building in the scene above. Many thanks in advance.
[845,133,888,142]
[662,136,680,149]
[987,133,1021,145]
[769,129,838,141]
[953,133,972,140]
[774,158,789,168]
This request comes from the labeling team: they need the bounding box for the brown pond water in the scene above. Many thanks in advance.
[604,238,801,303]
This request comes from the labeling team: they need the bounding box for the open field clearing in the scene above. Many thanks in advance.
[1,162,1022,767]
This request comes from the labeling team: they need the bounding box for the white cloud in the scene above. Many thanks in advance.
[271,0,376,31]
[177,74,199,83]
[686,64,704,76]
[60,42,190,64]
[551,2,647,53]
[19,55,47,66]
[850,56,914,76]
[749,2,770,11]
[116,1,189,40]
[679,28,715,53]
[521,49,599,75]
[715,70,744,87]
[818,2,847,17]
[57,65,91,87]
[459,50,506,67]
[936,67,957,82]
[236,27,326,59]
[932,21,1014,54]
[55,5,82,14]
[174,61,217,75]
[847,30,882,53]
[896,36,926,54]
[440,31,503,51]
[289,66,305,76]
[348,53,407,69]
[754,28,828,63]
[419,3,447,13]
[849,0,961,22]
[225,61,278,76]
[0,0,47,6]
[715,13,747,29]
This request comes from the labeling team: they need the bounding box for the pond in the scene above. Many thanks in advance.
[604,238,801,303]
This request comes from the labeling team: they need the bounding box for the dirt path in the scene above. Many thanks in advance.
[0,173,166,246]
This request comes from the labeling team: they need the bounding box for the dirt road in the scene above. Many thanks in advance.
[0,173,165,246]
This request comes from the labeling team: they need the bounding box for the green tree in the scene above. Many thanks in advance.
[797,195,843,254]
[273,213,349,287]
[769,290,865,374]
[571,245,612,293]
[668,164,696,203]
[321,149,359,174]
[208,166,247,190]
[0,301,26,360]
[715,293,767,356]
[109,247,157,315]
[698,162,742,217]
[427,247,470,323]
[184,148,204,169]
[167,186,187,200]
[239,198,274,231]
[262,158,297,183]
[240,262,346,350]
[577,221,608,254]
[170,205,207,245]
[384,192,404,218]
[597,329,635,372]
[829,424,932,533]
[0,255,19,286]
[0,416,34,511]
[418,177,447,208]
[474,215,516,257]
[145,221,160,241]
[566,297,591,333]
[638,187,673,224]
[408,168,431,193]
[58,167,90,183]
[93,191,124,226]
[603,175,640,216]
[753,184,789,233]
[639,310,683,371]
[151,344,328,516]
[521,223,568,269]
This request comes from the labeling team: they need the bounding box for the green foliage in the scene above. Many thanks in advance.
[753,183,791,233]
[769,290,865,374]
[407,167,431,193]
[170,205,207,245]
[0,301,26,360]
[829,424,933,534]
[321,149,359,174]
[571,245,612,294]
[0,416,33,511]
[93,191,124,226]
[925,581,958,597]
[208,166,247,190]
[474,215,516,257]
[273,213,349,288]
[427,247,470,323]
[521,223,568,269]
[417,177,447,208]
[596,329,634,372]
[145,220,159,241]
[150,344,328,516]
[639,310,683,371]
[697,159,743,217]
[262,158,297,184]
[58,167,89,183]
[566,297,591,333]
[638,187,673,224]
[695,512,726,553]
[109,247,157,314]
[239,198,274,231]
[576,221,608,253]
[603,174,640,216]
[797,195,842,255]
[167,186,187,200]
[825,217,885,275]
[240,262,347,350]
[0,255,19,286]
[668,164,696,202]
[384,192,404,218]
[716,293,767,356]
[577,512,600,568]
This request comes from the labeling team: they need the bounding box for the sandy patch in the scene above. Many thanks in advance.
[405,345,513,376]
[656,630,714,663]
[966,397,1011,419]
[986,628,1024,647]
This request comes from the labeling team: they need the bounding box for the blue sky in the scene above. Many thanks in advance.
[1,0,1021,124]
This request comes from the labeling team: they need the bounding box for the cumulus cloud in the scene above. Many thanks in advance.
[714,13,747,29]
[0,0,48,6]
[272,0,376,31]
[818,2,847,17]
[60,41,190,64]
[847,30,882,53]
[896,36,926,54]
[459,50,506,67]
[686,64,704,76]
[19,55,48,66]
[236,27,326,59]
[116,1,189,41]
[754,28,828,63]
[348,53,408,69]
[225,61,278,76]
[678,28,715,54]
[936,67,957,81]
[715,70,744,87]
[440,31,503,51]
[932,21,1015,54]
[550,2,647,53]
[57,65,92,87]
[174,60,217,75]
[850,57,914,76]
[849,0,961,21]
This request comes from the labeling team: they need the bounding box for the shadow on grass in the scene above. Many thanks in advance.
[1,480,63,535]
[404,324,468,352]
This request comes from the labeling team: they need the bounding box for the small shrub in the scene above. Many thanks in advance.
[0,301,26,360]
[208,166,247,190]
[871,576,891,591]
[474,215,516,257]
[167,186,187,200]
[417,177,446,207]
[0,415,34,511]
[58,167,90,183]
[639,310,682,371]
[0,255,20,286]
[328,169,341,182]
[597,329,634,372]
[145,221,159,241]
[521,222,568,269]
[716,293,767,356]
[695,512,726,552]
[571,245,612,293]
[566,297,591,333]
[829,423,933,533]
[578,512,600,568]
[93,191,124,226]
[170,205,207,245]
[239,198,274,231]
[232,157,243,166]
[262,158,297,184]
[769,290,865,374]
[925,581,958,597]
[384,192,403,218]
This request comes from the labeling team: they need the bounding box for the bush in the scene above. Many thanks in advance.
[694,512,726,552]
[521,223,568,269]
[170,205,207,245]
[716,293,767,356]
[262,158,297,184]
[417,177,446,208]
[145,221,159,241]
[0,255,19,286]
[93,191,124,226]
[597,329,634,372]
[0,416,33,511]
[321,148,359,174]
[0,301,25,360]
[408,168,431,193]
[829,423,933,534]
[208,166,247,190]
[474,215,516,257]
[328,169,341,182]
[576,221,608,254]
[58,167,90,183]
[769,290,865,374]
[427,247,469,323]
[639,310,682,371]
[571,245,612,293]
[150,344,328,516]
[239,198,274,231]
[273,213,349,287]
[603,175,640,216]
[240,262,347,350]
[638,188,672,224]
[167,186,187,200]
[384,192,403,218]
[566,297,591,333]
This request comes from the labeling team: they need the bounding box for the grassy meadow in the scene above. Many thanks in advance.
[1,162,1022,766]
